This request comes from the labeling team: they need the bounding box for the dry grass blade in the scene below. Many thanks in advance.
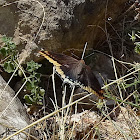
[102,68,140,89]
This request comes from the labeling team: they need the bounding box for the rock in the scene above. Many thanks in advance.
[0,1,18,37]
[0,75,29,139]
[0,0,128,60]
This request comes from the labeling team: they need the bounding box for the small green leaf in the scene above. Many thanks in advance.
[24,95,34,104]
[31,87,37,94]
[4,61,15,73]
[39,88,45,96]
[129,30,136,42]
[25,81,33,90]
[2,36,12,43]
[0,47,8,56]
[37,101,43,105]
[10,43,16,50]
[34,73,41,82]
[26,60,42,72]
[134,42,140,54]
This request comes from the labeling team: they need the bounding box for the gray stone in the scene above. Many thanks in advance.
[0,75,29,139]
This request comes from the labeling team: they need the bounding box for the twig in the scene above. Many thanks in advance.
[52,67,58,111]
[111,57,123,101]
[81,42,88,60]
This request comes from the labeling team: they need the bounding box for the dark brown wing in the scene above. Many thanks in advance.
[39,50,103,98]
[78,65,103,97]
[39,51,84,80]
[60,59,86,81]
[39,51,79,65]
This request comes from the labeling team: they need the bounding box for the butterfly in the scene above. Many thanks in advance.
[39,50,104,98]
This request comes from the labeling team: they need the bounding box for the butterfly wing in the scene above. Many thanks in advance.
[39,51,79,65]
[78,65,103,97]
[39,51,84,80]
[39,50,103,97]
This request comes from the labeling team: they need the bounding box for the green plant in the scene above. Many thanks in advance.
[0,36,18,73]
[0,36,45,105]
[134,42,140,54]
[24,60,45,105]
[129,30,140,54]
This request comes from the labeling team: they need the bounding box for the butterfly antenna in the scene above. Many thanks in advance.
[81,42,88,60]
